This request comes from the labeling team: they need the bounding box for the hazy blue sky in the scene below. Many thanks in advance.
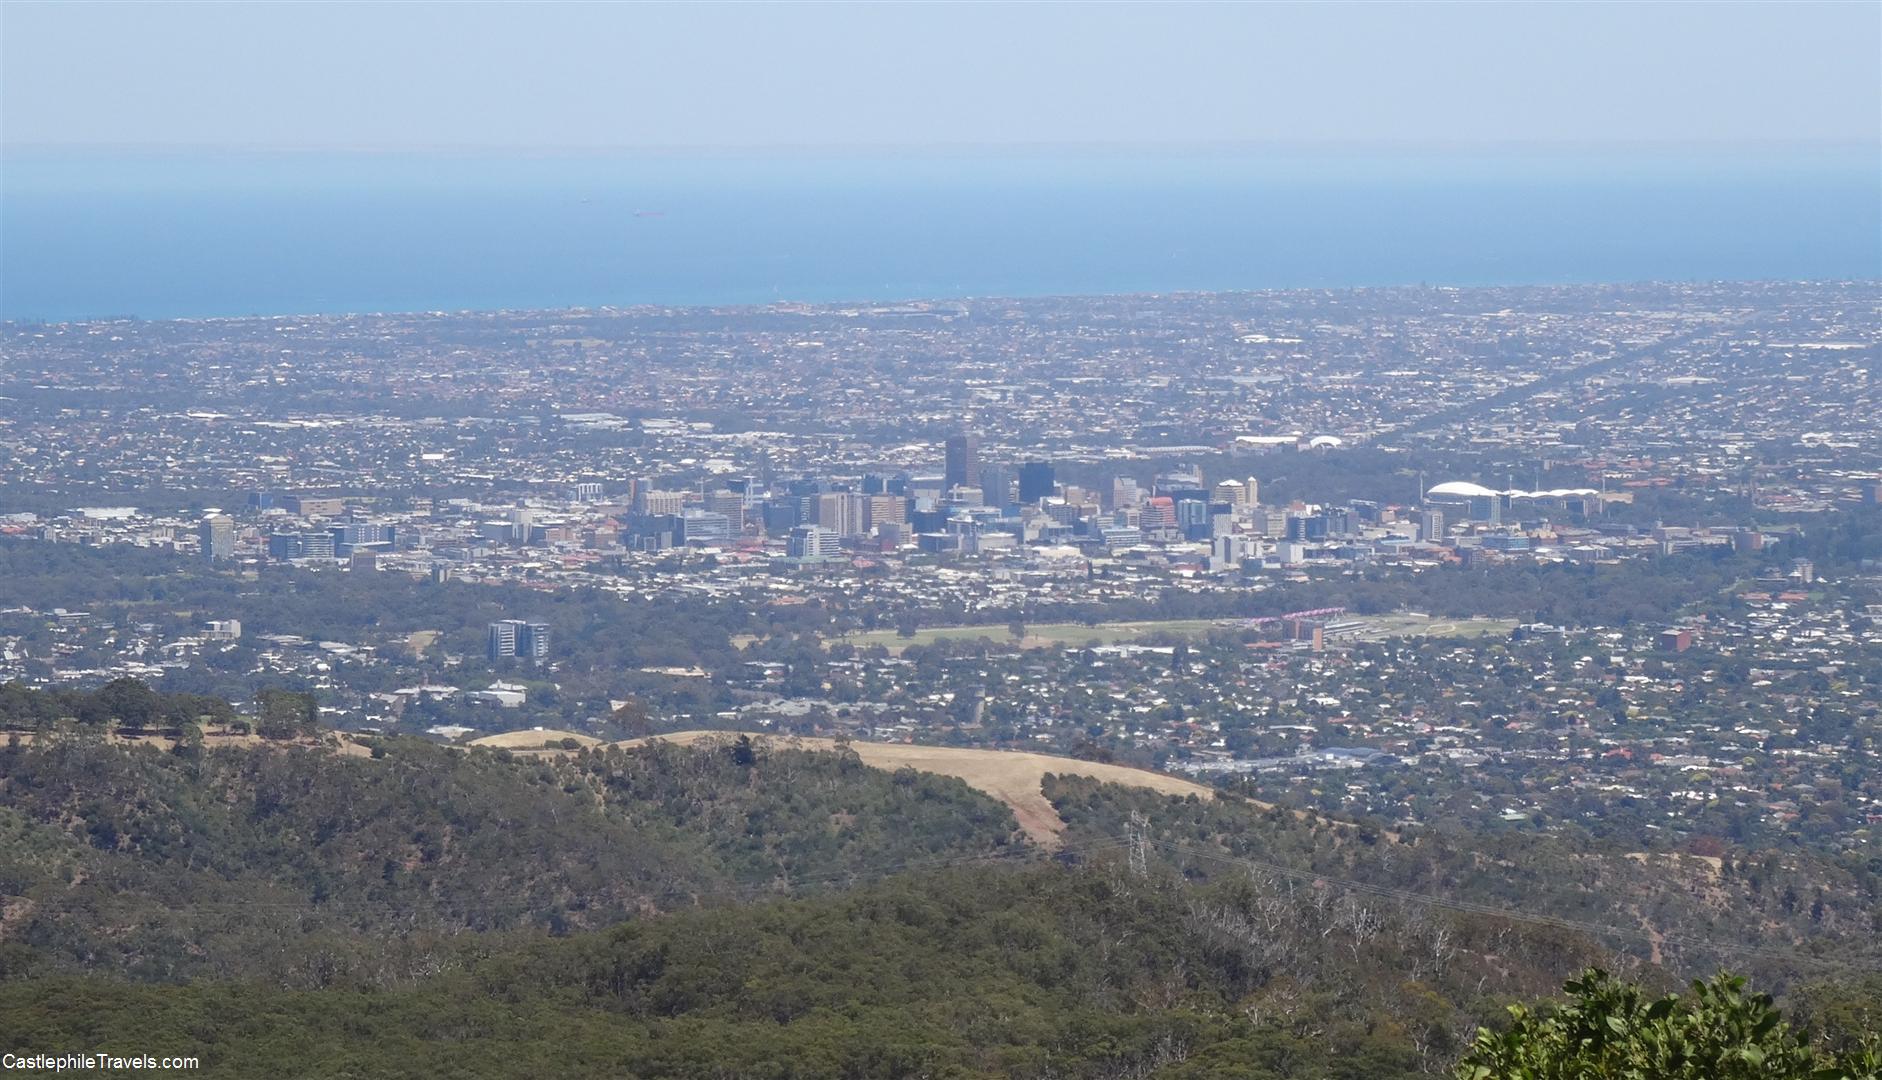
[3,1,1879,150]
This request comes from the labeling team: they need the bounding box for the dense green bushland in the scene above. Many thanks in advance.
[1,728,1878,1077]
[4,864,1876,1079]
[0,734,1018,982]
[0,863,1574,1079]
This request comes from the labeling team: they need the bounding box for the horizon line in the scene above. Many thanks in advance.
[8,277,1880,329]
[6,137,1881,158]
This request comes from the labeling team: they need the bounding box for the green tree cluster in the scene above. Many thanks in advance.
[1456,969,1878,1080]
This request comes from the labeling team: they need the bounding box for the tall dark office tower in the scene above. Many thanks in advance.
[1468,495,1502,525]
[1418,509,1446,543]
[1175,498,1210,540]
[200,514,235,562]
[944,433,978,492]
[522,623,550,660]
[1018,461,1056,503]
[978,464,1013,508]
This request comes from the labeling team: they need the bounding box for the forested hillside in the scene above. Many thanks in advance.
[0,735,1018,981]
[5,862,1877,1079]
[0,862,1628,1079]
[2,716,1877,1076]
[1047,775,1882,989]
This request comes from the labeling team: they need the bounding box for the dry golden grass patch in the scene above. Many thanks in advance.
[468,729,604,749]
[615,731,1214,847]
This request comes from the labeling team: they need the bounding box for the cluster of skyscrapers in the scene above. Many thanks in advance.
[610,433,1281,567]
[619,434,1073,562]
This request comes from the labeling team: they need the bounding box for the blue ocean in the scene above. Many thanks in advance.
[1,150,1876,321]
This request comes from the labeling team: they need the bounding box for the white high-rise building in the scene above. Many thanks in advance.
[787,524,842,560]
[487,620,550,662]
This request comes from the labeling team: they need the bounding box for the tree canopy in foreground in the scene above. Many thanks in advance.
[1456,969,1879,1080]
